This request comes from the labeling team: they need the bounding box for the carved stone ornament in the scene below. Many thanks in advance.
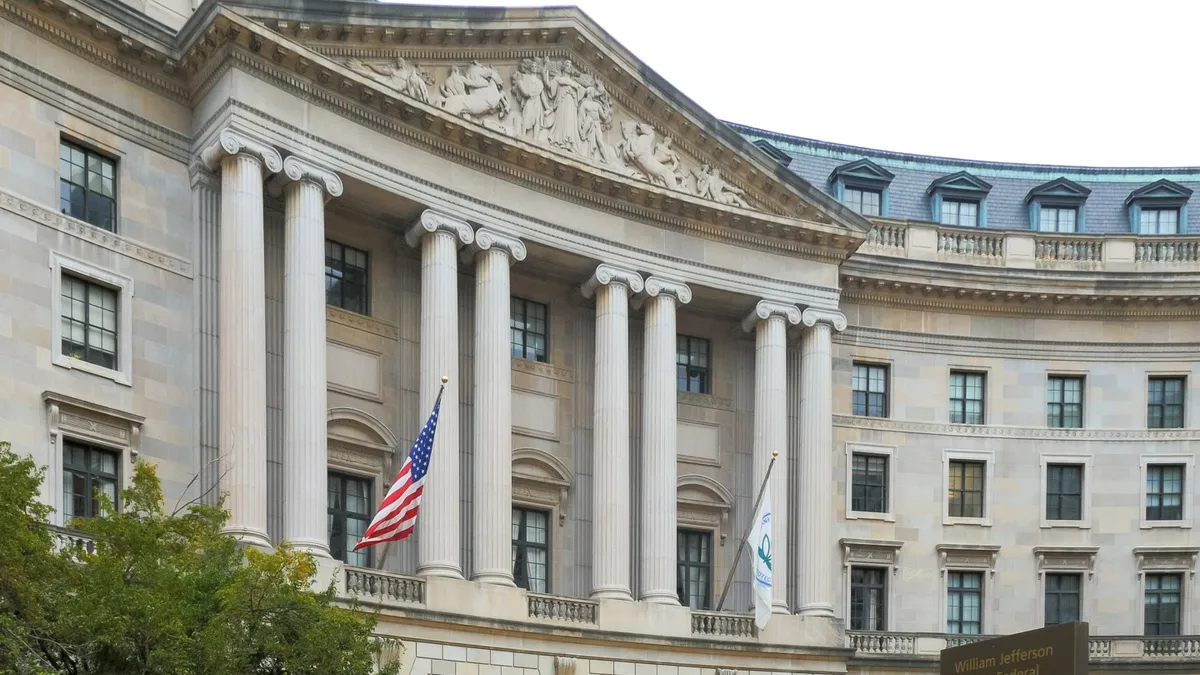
[43,391,144,457]
[937,544,1000,578]
[643,276,693,304]
[553,657,577,675]
[841,538,904,574]
[801,307,849,332]
[740,299,802,332]
[280,155,344,200]
[1134,546,1200,580]
[463,227,527,264]
[405,209,475,248]
[199,127,283,175]
[581,263,644,298]
[1033,546,1099,580]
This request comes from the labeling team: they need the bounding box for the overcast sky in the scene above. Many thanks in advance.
[381,0,1200,168]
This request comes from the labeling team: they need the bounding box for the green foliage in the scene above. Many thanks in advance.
[0,443,396,675]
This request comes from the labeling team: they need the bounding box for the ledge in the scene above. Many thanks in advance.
[849,631,1200,663]
[834,415,1200,441]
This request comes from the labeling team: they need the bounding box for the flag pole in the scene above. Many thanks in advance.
[375,375,448,571]
[715,449,778,612]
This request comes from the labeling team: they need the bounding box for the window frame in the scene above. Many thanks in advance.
[949,370,986,425]
[676,334,712,395]
[843,187,883,217]
[943,450,994,527]
[1135,547,1198,636]
[1039,455,1092,529]
[1141,455,1195,530]
[1147,375,1187,430]
[512,505,552,594]
[676,528,713,610]
[937,544,997,635]
[324,239,370,315]
[58,136,118,233]
[1046,374,1085,429]
[849,566,888,631]
[845,443,895,521]
[327,470,373,567]
[1043,572,1083,627]
[510,295,550,363]
[61,439,121,521]
[940,198,981,228]
[1038,206,1078,234]
[1033,546,1097,627]
[1139,207,1181,236]
[946,570,986,635]
[1144,572,1185,636]
[851,361,890,418]
[50,253,133,386]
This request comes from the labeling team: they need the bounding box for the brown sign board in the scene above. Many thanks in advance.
[940,622,1088,675]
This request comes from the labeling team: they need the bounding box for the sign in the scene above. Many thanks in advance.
[940,622,1088,675]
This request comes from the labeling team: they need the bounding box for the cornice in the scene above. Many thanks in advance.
[834,414,1200,441]
[836,326,1200,362]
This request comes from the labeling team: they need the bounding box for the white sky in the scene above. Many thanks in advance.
[380,0,1200,168]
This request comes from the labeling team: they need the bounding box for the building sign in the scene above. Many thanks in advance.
[941,622,1088,675]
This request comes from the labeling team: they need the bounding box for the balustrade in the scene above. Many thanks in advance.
[690,610,755,638]
[527,593,598,624]
[344,566,424,605]
[848,631,1200,661]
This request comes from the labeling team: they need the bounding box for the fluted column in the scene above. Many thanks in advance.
[582,264,644,601]
[797,307,847,618]
[274,156,344,557]
[741,300,801,614]
[406,210,474,578]
[200,128,282,549]
[639,276,691,604]
[465,229,527,585]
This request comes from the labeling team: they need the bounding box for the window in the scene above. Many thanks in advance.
[1149,377,1186,429]
[59,140,116,232]
[941,200,979,227]
[1140,208,1179,235]
[325,240,369,314]
[844,188,882,217]
[1039,207,1077,233]
[1046,464,1084,522]
[1044,573,1081,626]
[1047,376,1084,428]
[676,335,711,394]
[328,472,372,566]
[947,571,983,634]
[677,529,712,609]
[1145,573,1182,636]
[62,440,119,520]
[1146,464,1185,521]
[61,274,118,371]
[948,460,985,519]
[850,567,887,631]
[852,363,888,418]
[512,507,549,593]
[510,297,548,363]
[851,453,888,514]
[949,371,985,425]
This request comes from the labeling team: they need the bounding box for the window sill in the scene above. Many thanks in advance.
[943,517,991,527]
[1041,520,1090,530]
[847,511,895,522]
[53,355,131,387]
[1141,520,1192,530]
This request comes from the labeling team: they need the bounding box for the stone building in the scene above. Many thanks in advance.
[0,0,1197,673]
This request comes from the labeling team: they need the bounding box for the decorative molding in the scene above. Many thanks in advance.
[513,447,572,524]
[1134,547,1200,580]
[200,127,284,174]
[327,406,398,450]
[840,538,904,573]
[273,154,344,200]
[44,391,145,455]
[581,263,644,297]
[677,391,734,412]
[405,208,474,248]
[740,299,801,332]
[936,544,1000,578]
[511,356,575,383]
[464,227,527,264]
[325,305,399,340]
[836,326,1200,362]
[643,276,693,304]
[677,473,732,544]
[835,414,1200,441]
[553,656,577,675]
[801,306,848,332]
[1033,546,1099,580]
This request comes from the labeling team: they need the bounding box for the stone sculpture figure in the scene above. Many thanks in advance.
[507,58,548,141]
[578,84,625,170]
[440,61,510,131]
[344,57,432,103]
[618,121,680,189]
[693,163,748,207]
[542,60,585,154]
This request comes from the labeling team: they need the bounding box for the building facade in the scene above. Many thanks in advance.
[1,0,1198,673]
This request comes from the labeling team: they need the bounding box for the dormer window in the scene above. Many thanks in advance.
[928,171,992,228]
[844,188,881,217]
[830,158,894,218]
[1026,177,1091,234]
[1141,208,1179,235]
[1126,179,1192,236]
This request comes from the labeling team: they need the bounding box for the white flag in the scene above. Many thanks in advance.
[749,485,773,630]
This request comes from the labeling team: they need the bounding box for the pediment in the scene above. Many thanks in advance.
[1025,177,1091,203]
[927,171,992,196]
[1126,178,1194,205]
[829,158,895,186]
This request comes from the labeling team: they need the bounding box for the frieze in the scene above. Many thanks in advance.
[511,357,574,383]
[677,509,721,528]
[326,305,399,340]
[837,326,1200,362]
[677,391,734,412]
[1033,546,1098,579]
[841,538,903,572]
[936,544,999,577]
[835,414,1200,441]
[1134,547,1200,579]
[60,413,128,442]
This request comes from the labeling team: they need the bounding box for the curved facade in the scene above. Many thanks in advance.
[0,1,1196,675]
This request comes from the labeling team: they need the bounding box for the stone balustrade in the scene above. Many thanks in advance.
[849,631,1200,661]
[344,566,425,606]
[50,525,96,556]
[690,610,755,638]
[527,593,599,624]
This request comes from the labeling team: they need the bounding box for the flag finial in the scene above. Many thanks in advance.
[441,375,449,384]
[772,450,779,457]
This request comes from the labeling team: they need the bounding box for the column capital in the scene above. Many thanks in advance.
[801,307,848,332]
[643,276,692,304]
[740,299,801,332]
[200,128,282,175]
[461,227,527,265]
[268,155,344,202]
[406,209,475,249]
[581,263,644,298]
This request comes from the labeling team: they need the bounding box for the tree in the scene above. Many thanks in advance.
[0,442,397,675]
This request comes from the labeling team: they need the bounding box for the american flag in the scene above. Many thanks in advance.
[354,389,442,550]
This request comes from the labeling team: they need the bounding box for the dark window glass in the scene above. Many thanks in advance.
[1047,376,1084,428]
[510,297,548,363]
[62,440,119,520]
[1046,464,1083,521]
[512,507,549,593]
[325,240,369,314]
[850,567,887,631]
[1146,465,1185,521]
[1044,573,1081,626]
[328,472,372,566]
[59,140,116,232]
[947,571,983,634]
[852,363,888,418]
[844,188,881,217]
[851,453,888,513]
[1145,573,1182,636]
[948,460,985,519]
[61,274,118,370]
[676,529,712,609]
[941,200,979,227]
[676,335,711,394]
[950,372,985,425]
[1148,377,1186,429]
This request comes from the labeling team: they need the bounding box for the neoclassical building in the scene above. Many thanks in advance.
[1,0,1198,673]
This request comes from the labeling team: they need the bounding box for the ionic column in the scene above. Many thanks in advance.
[797,308,846,617]
[582,264,644,601]
[200,128,282,549]
[639,277,691,604]
[741,300,801,614]
[275,156,343,557]
[464,229,527,585]
[405,210,473,578]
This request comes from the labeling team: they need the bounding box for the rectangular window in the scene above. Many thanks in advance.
[1148,377,1186,429]
[1044,573,1082,626]
[851,453,888,514]
[512,507,549,593]
[328,472,372,567]
[947,571,983,634]
[1145,573,1182,636]
[949,371,985,425]
[1146,464,1185,521]
[510,297,548,362]
[676,335,711,394]
[677,529,712,609]
[850,567,887,631]
[1140,208,1180,235]
[1039,207,1077,233]
[1046,464,1084,521]
[62,440,119,520]
[852,363,888,418]
[60,274,118,371]
[948,460,985,519]
[844,188,882,217]
[1047,376,1084,428]
[941,200,979,227]
[325,240,369,314]
[59,140,116,232]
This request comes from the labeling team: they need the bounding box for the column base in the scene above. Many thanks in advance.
[417,562,465,579]
[590,587,634,602]
[640,591,681,605]
[772,601,791,615]
[222,526,272,552]
[797,602,835,618]
[285,537,332,558]
[471,570,516,586]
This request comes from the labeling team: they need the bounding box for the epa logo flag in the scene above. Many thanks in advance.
[749,485,773,630]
